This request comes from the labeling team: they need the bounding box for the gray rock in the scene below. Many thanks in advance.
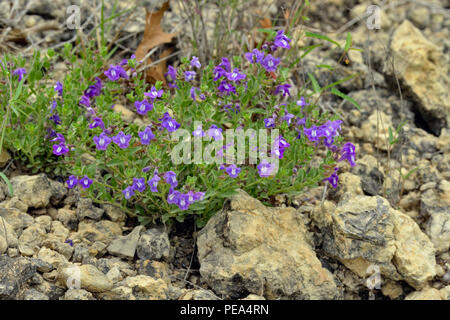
[136,227,171,261]
[0,255,36,299]
[0,207,34,235]
[62,288,96,300]
[74,220,122,246]
[103,204,127,223]
[56,207,78,230]
[76,198,104,221]
[30,258,54,273]
[0,218,18,248]
[107,226,143,259]
[23,288,49,300]
[18,225,47,256]
[10,174,53,208]
[49,180,67,206]
[197,190,339,299]
[316,194,436,289]
[59,264,113,293]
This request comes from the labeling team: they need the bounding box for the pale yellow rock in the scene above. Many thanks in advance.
[198,190,339,300]
[387,20,449,135]
[361,112,393,151]
[381,280,403,300]
[59,264,113,293]
[38,247,68,269]
[0,148,11,168]
[121,275,168,299]
[113,104,135,123]
[0,235,7,254]
[405,287,443,300]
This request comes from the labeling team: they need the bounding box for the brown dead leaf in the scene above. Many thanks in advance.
[135,1,176,62]
[144,47,173,85]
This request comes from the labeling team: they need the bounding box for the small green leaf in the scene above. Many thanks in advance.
[305,31,341,48]
[0,172,14,197]
[307,73,321,93]
[344,32,352,52]
[331,87,360,110]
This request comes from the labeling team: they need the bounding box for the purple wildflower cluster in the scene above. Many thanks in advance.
[271,135,290,159]
[303,119,343,148]
[79,77,103,109]
[66,175,93,189]
[104,64,128,82]
[12,68,26,81]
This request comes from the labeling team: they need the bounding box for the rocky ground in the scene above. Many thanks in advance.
[0,0,449,300]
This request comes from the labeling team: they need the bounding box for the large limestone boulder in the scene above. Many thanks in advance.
[197,190,339,300]
[386,20,449,135]
[316,194,436,289]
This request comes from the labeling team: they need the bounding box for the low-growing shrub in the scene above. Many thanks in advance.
[0,29,356,227]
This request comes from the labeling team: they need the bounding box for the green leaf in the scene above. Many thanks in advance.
[305,31,341,48]
[331,87,361,110]
[0,172,13,197]
[344,32,352,52]
[307,73,321,93]
[316,64,334,70]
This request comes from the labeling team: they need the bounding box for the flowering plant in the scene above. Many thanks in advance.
[1,31,356,227]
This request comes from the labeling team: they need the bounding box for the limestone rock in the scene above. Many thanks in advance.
[74,220,122,246]
[59,264,113,293]
[76,198,104,221]
[197,190,339,299]
[136,227,171,261]
[18,225,47,256]
[405,287,443,300]
[387,20,449,135]
[10,174,53,208]
[107,225,143,259]
[0,208,34,234]
[0,255,36,299]
[319,194,436,289]
[62,288,96,300]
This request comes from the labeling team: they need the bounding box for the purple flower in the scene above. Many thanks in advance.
[213,66,226,81]
[190,56,201,69]
[272,135,290,159]
[192,125,205,137]
[49,114,61,125]
[54,81,63,97]
[281,111,295,125]
[89,117,105,130]
[324,169,339,188]
[275,84,291,97]
[13,68,26,81]
[84,78,103,98]
[177,194,190,211]
[167,189,181,205]
[244,49,264,64]
[93,132,112,150]
[144,86,163,101]
[66,175,78,189]
[160,113,180,132]
[122,186,135,199]
[225,164,241,178]
[303,125,321,142]
[217,81,236,95]
[194,191,205,201]
[184,71,196,82]
[132,177,146,192]
[226,68,246,82]
[261,54,280,72]
[78,175,93,189]
[165,65,177,82]
[51,133,65,144]
[104,64,128,81]
[264,117,276,128]
[112,131,132,149]
[186,191,196,204]
[338,142,356,167]
[296,117,306,126]
[65,239,73,247]
[257,159,276,178]
[218,57,231,72]
[148,173,160,192]
[53,143,69,156]
[274,30,291,49]
[134,99,153,115]
[207,125,223,141]
[79,95,90,107]
[164,171,178,188]
[297,96,309,109]
[138,126,155,145]
[50,100,58,113]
